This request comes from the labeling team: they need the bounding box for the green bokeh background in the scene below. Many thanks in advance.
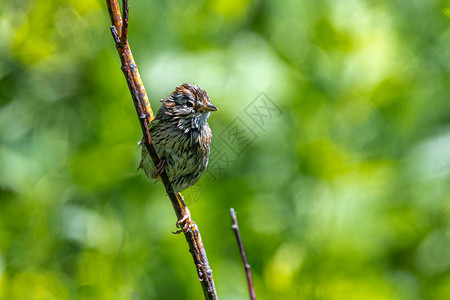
[1,0,450,299]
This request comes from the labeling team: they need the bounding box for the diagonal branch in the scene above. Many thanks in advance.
[106,1,218,299]
[231,208,256,300]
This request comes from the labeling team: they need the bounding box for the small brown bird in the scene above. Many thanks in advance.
[139,83,218,225]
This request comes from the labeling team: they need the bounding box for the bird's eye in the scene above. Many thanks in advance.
[186,101,195,107]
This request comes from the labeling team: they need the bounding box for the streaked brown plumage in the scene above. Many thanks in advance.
[139,83,218,193]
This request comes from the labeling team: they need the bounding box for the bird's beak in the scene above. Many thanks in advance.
[199,104,219,112]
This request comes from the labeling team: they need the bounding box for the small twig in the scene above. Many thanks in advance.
[120,0,128,45]
[106,1,217,299]
[230,208,256,300]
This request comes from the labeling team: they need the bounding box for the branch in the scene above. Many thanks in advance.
[106,1,217,298]
[230,208,256,300]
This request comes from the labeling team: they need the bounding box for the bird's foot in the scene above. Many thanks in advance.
[172,194,193,234]
[151,158,166,179]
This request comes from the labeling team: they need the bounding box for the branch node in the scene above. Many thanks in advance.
[139,113,150,120]
[129,63,137,71]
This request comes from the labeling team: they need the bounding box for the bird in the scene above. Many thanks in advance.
[139,83,218,230]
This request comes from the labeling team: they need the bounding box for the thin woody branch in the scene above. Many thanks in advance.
[106,1,217,298]
[230,208,256,300]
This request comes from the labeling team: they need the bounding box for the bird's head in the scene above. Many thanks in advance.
[161,83,218,131]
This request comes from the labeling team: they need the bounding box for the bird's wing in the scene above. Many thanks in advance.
[148,118,160,131]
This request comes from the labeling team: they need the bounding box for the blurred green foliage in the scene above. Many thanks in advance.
[1,0,449,299]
